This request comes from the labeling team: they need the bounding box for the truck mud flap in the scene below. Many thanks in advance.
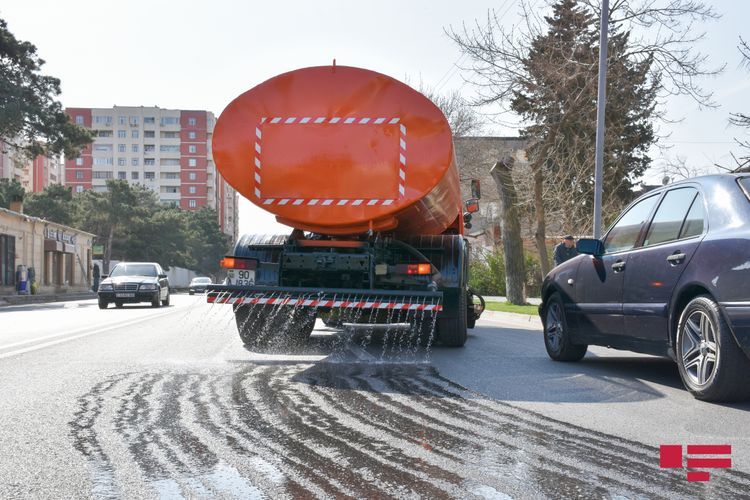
[206,285,443,312]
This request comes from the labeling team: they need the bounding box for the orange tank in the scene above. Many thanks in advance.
[213,65,462,236]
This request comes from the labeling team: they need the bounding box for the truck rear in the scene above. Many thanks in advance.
[208,65,484,350]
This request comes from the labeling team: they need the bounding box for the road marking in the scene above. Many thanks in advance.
[0,309,178,359]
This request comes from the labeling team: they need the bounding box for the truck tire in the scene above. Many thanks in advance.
[436,290,468,347]
[235,305,315,352]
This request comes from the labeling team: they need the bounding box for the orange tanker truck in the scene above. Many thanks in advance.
[207,65,485,349]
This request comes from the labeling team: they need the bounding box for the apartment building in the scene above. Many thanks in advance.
[0,139,62,193]
[63,106,237,239]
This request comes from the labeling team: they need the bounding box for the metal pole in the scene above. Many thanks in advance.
[593,0,609,238]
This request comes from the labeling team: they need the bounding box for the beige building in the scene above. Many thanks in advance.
[0,205,95,296]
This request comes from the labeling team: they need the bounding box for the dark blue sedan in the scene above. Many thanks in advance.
[539,174,750,402]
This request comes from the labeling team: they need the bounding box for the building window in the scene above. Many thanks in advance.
[189,172,197,180]
[93,157,113,166]
[144,159,156,166]
[76,185,84,193]
[144,130,155,138]
[92,171,113,179]
[118,171,126,180]
[144,145,155,153]
[117,144,126,152]
[75,115,84,125]
[131,171,139,180]
[161,159,180,166]
[159,145,180,153]
[131,144,139,153]
[163,172,180,180]
[75,171,84,180]
[189,199,197,208]
[188,131,196,140]
[131,158,139,166]
[144,117,155,124]
[75,158,84,166]
[132,130,139,139]
[161,131,179,139]
[118,116,126,125]
[144,172,155,180]
[129,116,139,126]
[93,144,112,152]
[189,186,196,194]
[96,130,113,138]
[188,145,197,153]
[188,117,197,126]
[118,158,126,166]
[160,117,179,126]
[93,115,112,126]
[117,130,126,138]
[188,158,197,167]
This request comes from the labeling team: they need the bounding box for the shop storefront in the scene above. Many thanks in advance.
[0,206,95,295]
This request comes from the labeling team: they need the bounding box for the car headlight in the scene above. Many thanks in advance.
[139,283,158,291]
[99,284,113,291]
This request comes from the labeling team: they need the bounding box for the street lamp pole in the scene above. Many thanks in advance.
[593,0,610,238]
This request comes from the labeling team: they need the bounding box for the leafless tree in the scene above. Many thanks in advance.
[420,87,484,137]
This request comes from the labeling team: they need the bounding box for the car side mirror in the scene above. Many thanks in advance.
[577,238,604,257]
[158,273,167,279]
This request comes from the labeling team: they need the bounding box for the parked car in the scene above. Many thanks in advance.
[539,174,750,402]
[188,277,212,295]
[98,262,170,309]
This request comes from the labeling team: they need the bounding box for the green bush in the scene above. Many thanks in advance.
[468,247,543,298]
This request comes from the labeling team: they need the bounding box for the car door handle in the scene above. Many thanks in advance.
[612,261,626,272]
[666,252,686,264]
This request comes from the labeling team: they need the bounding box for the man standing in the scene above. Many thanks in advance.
[553,235,578,267]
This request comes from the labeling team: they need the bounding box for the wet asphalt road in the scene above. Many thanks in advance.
[1,294,749,499]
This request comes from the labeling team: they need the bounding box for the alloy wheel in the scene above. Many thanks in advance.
[545,302,563,352]
[681,310,719,386]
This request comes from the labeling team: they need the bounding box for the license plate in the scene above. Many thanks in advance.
[227,269,255,286]
[115,292,135,298]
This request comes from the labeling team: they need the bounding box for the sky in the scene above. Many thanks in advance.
[2,0,748,235]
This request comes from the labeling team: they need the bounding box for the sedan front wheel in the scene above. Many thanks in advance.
[543,293,587,362]
[676,296,750,402]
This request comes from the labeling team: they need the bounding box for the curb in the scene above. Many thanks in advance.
[480,309,542,329]
[0,291,97,308]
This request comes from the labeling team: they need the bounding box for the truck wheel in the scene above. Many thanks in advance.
[436,290,468,347]
[676,296,750,402]
[543,293,587,361]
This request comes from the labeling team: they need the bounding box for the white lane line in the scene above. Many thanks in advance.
[0,309,178,359]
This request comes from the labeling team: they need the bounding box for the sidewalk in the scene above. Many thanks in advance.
[0,290,97,308]
[480,309,542,330]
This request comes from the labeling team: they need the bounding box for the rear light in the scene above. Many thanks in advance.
[394,263,432,275]
[220,256,258,270]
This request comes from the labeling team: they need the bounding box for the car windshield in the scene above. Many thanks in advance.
[192,278,211,284]
[109,264,157,277]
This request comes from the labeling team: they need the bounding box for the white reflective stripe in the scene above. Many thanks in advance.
[256,128,262,139]
[367,199,378,206]
[261,117,268,123]
[322,199,333,206]
[285,117,296,124]
[409,303,420,310]
[333,301,344,307]
[255,143,261,154]
[271,117,282,124]
[315,117,326,123]
[279,199,290,205]
[389,118,400,124]
[254,188,261,197]
[400,124,406,135]
[254,158,261,168]
[400,139,406,150]
[374,118,386,124]
[399,169,405,180]
[301,299,315,306]
[399,186,405,195]
[329,117,341,123]
[352,199,363,206]
[337,200,349,206]
[399,153,406,164]
[378,303,390,309]
[308,199,319,205]
[344,117,355,124]
[383,199,394,206]
[359,118,370,124]
[300,117,311,123]
[293,199,304,205]
[263,199,275,205]
[254,173,261,183]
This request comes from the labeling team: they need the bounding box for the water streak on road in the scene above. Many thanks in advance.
[68,361,750,499]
